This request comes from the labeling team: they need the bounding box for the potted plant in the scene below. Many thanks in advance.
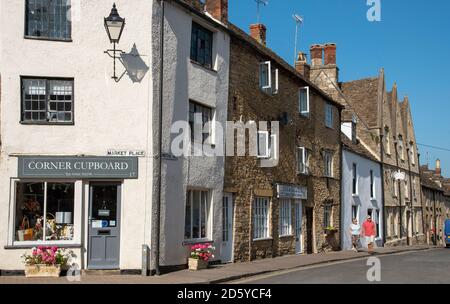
[188,243,215,271]
[324,226,338,235]
[21,246,73,278]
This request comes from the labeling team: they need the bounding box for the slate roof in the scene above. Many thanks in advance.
[340,77,380,127]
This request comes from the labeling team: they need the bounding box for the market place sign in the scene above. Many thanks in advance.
[276,184,307,200]
[18,156,138,179]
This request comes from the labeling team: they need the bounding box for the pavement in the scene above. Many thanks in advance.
[0,245,439,284]
[232,248,450,284]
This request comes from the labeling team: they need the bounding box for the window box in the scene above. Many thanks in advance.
[25,264,61,278]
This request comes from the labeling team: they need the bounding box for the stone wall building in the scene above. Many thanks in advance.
[307,45,425,246]
[421,160,450,246]
[223,23,343,262]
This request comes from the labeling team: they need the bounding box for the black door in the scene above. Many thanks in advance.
[306,207,314,254]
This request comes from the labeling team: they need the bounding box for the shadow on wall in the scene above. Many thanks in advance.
[116,43,150,83]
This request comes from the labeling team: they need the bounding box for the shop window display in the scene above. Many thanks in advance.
[15,182,75,242]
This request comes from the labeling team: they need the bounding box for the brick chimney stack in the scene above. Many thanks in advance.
[324,43,337,65]
[250,24,267,46]
[295,52,310,79]
[310,44,323,67]
[205,0,228,23]
[436,159,442,176]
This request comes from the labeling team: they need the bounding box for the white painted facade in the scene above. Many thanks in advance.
[341,142,384,250]
[0,0,229,271]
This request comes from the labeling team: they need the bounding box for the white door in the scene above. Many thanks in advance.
[295,200,303,254]
[221,193,234,263]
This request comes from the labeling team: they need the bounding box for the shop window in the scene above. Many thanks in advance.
[259,61,279,95]
[279,199,292,236]
[21,78,74,124]
[15,182,74,242]
[25,0,72,40]
[190,22,213,69]
[189,101,213,144]
[325,104,333,128]
[299,87,310,116]
[253,197,269,239]
[185,189,210,240]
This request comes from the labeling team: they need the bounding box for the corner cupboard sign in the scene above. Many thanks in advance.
[18,156,138,179]
[277,184,307,200]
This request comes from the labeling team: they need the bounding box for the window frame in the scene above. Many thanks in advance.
[188,100,214,145]
[184,189,211,241]
[257,131,270,159]
[299,86,310,116]
[259,61,279,95]
[20,76,75,125]
[24,0,72,42]
[190,22,214,69]
[253,197,270,240]
[352,163,358,195]
[279,199,292,237]
[351,205,359,223]
[325,103,334,128]
[370,169,375,199]
[323,204,332,228]
[323,151,334,178]
[297,147,308,175]
[11,179,79,246]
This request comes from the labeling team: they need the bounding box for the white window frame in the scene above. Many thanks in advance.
[299,86,310,116]
[297,147,308,175]
[370,169,375,199]
[324,151,333,178]
[257,131,270,159]
[253,197,270,240]
[269,134,278,160]
[259,61,278,95]
[279,199,292,236]
[272,68,279,95]
[325,104,334,128]
[9,179,81,246]
[352,163,358,195]
[185,189,211,241]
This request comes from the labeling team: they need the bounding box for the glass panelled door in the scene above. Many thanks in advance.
[88,183,121,269]
[221,193,234,263]
[295,200,303,254]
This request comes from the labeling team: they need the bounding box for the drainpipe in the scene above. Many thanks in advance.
[153,0,165,276]
[394,141,403,241]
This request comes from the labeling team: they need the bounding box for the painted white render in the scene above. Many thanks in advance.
[155,1,229,267]
[0,0,154,270]
[341,147,383,250]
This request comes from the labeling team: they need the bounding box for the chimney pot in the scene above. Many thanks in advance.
[324,43,337,65]
[250,23,267,46]
[436,159,442,176]
[205,0,228,23]
[310,44,324,67]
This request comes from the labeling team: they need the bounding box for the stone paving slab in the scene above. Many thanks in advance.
[0,246,437,284]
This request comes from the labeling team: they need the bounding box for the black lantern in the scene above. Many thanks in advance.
[104,3,126,81]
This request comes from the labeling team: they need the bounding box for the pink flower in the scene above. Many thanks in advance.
[51,246,58,252]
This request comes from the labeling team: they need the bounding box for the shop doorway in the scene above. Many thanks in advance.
[88,182,121,269]
[294,200,303,254]
[305,207,314,254]
[221,193,234,263]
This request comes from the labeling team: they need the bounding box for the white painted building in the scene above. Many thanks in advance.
[0,0,229,273]
[341,129,384,250]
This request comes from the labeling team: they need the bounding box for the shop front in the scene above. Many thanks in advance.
[2,156,139,271]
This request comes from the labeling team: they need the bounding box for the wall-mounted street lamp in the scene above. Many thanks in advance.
[104,3,126,81]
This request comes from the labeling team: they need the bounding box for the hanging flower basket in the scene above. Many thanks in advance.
[21,246,74,278]
[188,243,215,271]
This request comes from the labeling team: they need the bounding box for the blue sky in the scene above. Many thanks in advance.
[229,0,450,176]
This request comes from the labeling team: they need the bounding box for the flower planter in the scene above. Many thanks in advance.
[188,258,208,271]
[25,264,61,278]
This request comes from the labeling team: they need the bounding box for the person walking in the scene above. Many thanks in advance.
[361,215,377,254]
[349,218,361,252]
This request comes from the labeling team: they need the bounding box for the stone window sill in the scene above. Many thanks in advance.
[253,237,273,242]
